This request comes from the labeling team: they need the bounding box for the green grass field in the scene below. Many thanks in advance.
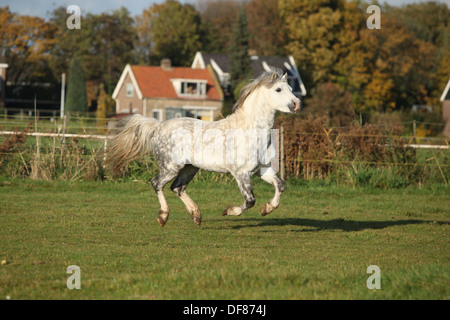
[0,178,449,299]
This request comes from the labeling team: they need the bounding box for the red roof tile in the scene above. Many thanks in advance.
[130,65,222,101]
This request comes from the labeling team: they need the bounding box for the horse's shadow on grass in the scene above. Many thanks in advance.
[223,217,449,232]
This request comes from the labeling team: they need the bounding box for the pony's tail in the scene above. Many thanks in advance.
[105,114,160,172]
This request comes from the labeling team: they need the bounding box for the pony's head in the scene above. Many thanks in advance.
[233,69,301,114]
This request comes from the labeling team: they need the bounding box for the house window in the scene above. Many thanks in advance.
[166,107,185,120]
[152,109,163,121]
[180,81,206,97]
[126,83,134,98]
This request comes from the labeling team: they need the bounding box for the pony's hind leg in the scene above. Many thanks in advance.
[170,165,201,226]
[259,167,285,216]
[222,172,255,216]
[151,169,180,227]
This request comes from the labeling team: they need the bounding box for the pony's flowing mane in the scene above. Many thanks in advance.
[232,68,285,113]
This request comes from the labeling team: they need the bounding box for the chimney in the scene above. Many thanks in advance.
[161,58,172,71]
[248,49,257,57]
[248,49,258,61]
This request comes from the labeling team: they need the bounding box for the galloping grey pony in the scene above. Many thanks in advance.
[107,69,300,226]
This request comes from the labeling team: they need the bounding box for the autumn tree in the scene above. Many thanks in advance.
[280,0,345,90]
[197,0,244,53]
[387,1,450,107]
[50,7,136,96]
[0,6,56,83]
[387,1,450,58]
[137,0,202,66]
[246,0,288,56]
[359,13,437,112]
[135,4,158,65]
[82,8,136,94]
[281,0,441,114]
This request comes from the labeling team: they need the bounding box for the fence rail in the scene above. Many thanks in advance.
[1,129,448,163]
[1,130,448,148]
[0,130,108,140]
[1,128,449,184]
[0,131,109,165]
[407,144,449,150]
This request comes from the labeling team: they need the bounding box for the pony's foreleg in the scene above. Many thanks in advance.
[170,165,201,226]
[151,170,179,227]
[222,172,255,216]
[260,167,285,216]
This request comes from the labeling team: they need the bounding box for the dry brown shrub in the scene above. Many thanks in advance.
[277,115,336,179]
[276,115,414,180]
[0,124,32,160]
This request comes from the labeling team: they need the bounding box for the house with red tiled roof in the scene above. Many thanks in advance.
[112,59,224,121]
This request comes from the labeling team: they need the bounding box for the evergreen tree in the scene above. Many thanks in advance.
[229,10,252,98]
[65,56,88,112]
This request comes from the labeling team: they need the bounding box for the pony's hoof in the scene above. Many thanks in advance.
[261,203,275,216]
[157,217,166,227]
[193,216,202,226]
[157,210,169,227]
[222,206,234,216]
[222,206,242,216]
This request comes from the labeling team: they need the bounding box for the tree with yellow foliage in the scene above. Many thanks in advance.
[0,6,56,83]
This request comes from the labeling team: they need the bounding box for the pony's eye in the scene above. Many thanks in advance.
[276,88,282,92]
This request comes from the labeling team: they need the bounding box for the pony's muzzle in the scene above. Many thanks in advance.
[291,98,301,113]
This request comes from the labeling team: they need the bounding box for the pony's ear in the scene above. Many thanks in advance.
[270,72,278,81]
[282,73,287,80]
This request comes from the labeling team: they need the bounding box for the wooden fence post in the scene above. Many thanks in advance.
[280,125,285,181]
[103,137,108,169]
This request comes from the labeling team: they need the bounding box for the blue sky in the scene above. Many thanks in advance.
[1,0,448,19]
[3,0,161,18]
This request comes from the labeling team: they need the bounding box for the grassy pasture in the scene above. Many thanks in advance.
[0,179,449,300]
